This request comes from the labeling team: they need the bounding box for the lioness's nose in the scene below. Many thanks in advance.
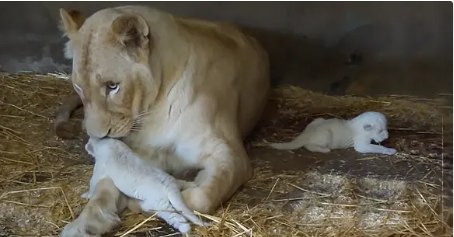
[85,122,111,138]
[84,106,111,138]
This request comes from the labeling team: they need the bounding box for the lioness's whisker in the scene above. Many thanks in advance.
[134,110,153,118]
[132,122,142,127]
[133,118,144,123]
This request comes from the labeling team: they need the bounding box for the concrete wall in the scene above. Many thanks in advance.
[0,2,451,96]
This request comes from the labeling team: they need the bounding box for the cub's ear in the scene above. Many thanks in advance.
[363,123,374,131]
[59,9,86,36]
[110,14,149,48]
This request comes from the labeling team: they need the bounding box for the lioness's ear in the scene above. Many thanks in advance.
[59,8,86,36]
[110,14,149,48]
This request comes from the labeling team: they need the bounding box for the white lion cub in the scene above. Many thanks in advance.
[82,137,207,233]
[268,111,397,155]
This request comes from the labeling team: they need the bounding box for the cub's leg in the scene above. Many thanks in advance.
[81,171,101,199]
[176,179,197,190]
[304,144,331,153]
[354,143,397,155]
[61,178,129,237]
[139,198,191,233]
[182,137,252,214]
[303,129,332,153]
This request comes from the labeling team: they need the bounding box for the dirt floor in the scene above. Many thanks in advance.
[0,73,452,237]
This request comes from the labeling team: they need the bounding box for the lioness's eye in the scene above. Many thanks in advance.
[107,82,118,90]
[106,82,120,95]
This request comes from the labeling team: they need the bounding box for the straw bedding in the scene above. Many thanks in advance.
[0,72,452,237]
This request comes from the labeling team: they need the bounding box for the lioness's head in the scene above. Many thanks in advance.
[60,8,159,138]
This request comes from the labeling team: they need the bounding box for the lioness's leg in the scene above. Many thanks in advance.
[182,141,252,214]
[61,178,129,236]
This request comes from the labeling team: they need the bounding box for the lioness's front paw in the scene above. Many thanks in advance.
[182,187,215,214]
[61,219,100,237]
[55,121,77,140]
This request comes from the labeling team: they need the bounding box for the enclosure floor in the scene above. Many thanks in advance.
[0,73,452,237]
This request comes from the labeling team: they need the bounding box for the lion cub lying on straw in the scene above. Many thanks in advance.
[268,111,397,155]
[82,137,207,234]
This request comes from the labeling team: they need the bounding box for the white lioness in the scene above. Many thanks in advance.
[82,137,206,233]
[268,111,397,155]
[59,4,270,235]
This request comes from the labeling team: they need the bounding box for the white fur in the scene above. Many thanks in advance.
[73,83,83,94]
[64,40,74,60]
[83,137,207,233]
[268,111,397,155]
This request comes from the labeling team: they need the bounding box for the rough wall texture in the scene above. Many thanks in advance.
[0,2,451,96]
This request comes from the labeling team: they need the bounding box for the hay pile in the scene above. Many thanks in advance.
[254,85,451,141]
[0,72,452,237]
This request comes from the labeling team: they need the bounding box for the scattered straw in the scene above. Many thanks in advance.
[117,213,157,237]
[0,73,451,236]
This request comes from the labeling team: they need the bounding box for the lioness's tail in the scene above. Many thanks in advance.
[268,133,308,150]
[167,191,207,227]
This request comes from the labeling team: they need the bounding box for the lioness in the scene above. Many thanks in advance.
[59,5,270,234]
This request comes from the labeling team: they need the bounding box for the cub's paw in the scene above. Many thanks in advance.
[177,180,198,190]
[177,223,191,233]
[81,191,91,199]
[384,148,397,155]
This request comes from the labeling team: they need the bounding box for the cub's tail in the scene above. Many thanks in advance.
[267,133,308,150]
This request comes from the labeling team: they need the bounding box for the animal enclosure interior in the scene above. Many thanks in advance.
[0,73,451,236]
[0,2,452,237]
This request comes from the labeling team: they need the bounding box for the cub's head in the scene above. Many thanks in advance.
[85,137,117,159]
[354,111,389,143]
[60,8,159,138]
